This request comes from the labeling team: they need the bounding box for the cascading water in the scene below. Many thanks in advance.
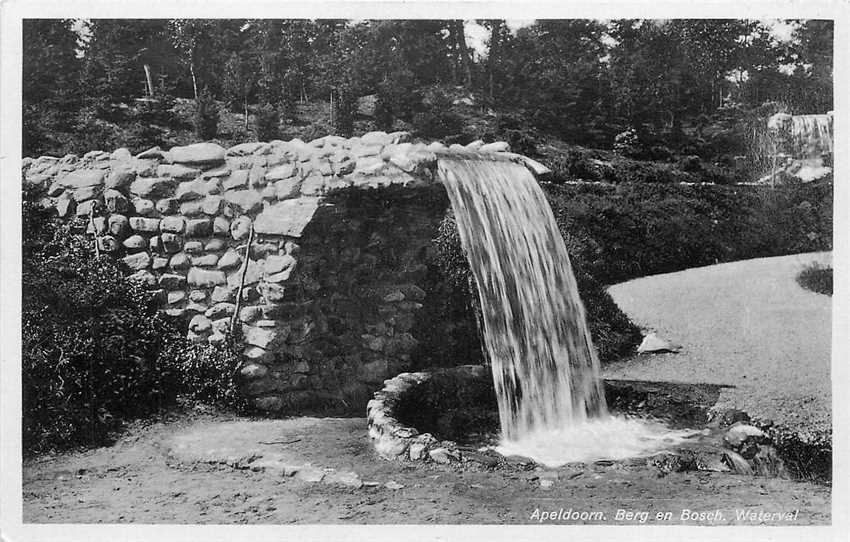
[790,114,833,155]
[438,153,695,466]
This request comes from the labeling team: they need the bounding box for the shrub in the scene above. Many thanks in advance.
[796,262,832,295]
[613,128,639,157]
[193,87,219,140]
[22,210,181,454]
[158,334,246,409]
[412,89,464,140]
[333,86,357,137]
[254,102,280,141]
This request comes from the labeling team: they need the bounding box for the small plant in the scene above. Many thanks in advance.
[193,87,219,140]
[254,102,280,141]
[796,262,832,295]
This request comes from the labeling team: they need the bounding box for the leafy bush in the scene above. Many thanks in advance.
[158,334,246,409]
[412,89,464,139]
[22,210,181,454]
[796,262,832,295]
[254,102,281,141]
[193,87,219,140]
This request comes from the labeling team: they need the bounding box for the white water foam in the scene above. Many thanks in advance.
[494,415,700,467]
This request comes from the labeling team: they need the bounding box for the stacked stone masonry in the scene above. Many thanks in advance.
[22,132,541,412]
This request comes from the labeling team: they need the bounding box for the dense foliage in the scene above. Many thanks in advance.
[23,19,832,160]
[21,198,244,454]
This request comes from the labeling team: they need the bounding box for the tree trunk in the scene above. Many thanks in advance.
[244,95,249,131]
[143,64,155,97]
[190,62,199,101]
[488,21,501,103]
[452,21,473,89]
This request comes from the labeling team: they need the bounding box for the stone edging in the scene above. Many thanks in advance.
[366,366,497,465]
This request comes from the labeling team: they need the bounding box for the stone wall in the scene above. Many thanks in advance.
[21,132,542,412]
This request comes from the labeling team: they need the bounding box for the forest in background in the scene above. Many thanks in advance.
[23,19,832,181]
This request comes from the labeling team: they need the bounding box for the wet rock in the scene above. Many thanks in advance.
[724,423,768,459]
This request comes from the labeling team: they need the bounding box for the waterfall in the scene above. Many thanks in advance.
[437,153,695,466]
[438,155,607,440]
[790,114,833,155]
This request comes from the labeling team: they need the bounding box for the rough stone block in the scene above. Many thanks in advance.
[175,179,207,201]
[205,302,236,319]
[224,189,263,214]
[230,216,252,240]
[266,163,297,181]
[167,290,187,305]
[179,200,205,217]
[133,198,156,216]
[73,184,103,202]
[129,216,161,232]
[189,314,212,333]
[103,189,129,213]
[253,199,319,238]
[129,177,176,199]
[169,252,191,270]
[152,256,169,270]
[184,218,212,238]
[243,325,286,350]
[59,169,105,189]
[227,260,263,287]
[274,178,301,200]
[156,197,180,215]
[188,267,226,287]
[222,169,249,191]
[107,214,128,237]
[128,270,157,287]
[202,195,224,215]
[168,142,226,165]
[239,363,268,379]
[204,238,226,251]
[158,273,186,290]
[217,249,242,270]
[244,346,275,364]
[122,251,151,270]
[191,253,219,267]
[239,305,262,323]
[105,166,136,189]
[213,216,231,236]
[184,240,204,253]
[75,199,99,217]
[189,289,207,302]
[160,216,186,234]
[158,164,201,180]
[211,285,237,303]
[122,234,147,251]
[161,232,183,253]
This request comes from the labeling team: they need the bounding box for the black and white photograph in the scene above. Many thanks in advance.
[1,1,847,540]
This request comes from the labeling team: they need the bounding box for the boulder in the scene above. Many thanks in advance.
[128,217,161,233]
[222,169,250,191]
[160,216,186,234]
[637,332,680,354]
[175,179,207,201]
[217,249,242,270]
[168,142,226,165]
[205,302,237,320]
[122,234,148,251]
[169,252,191,270]
[103,189,129,213]
[156,197,180,215]
[185,218,212,238]
[230,216,253,240]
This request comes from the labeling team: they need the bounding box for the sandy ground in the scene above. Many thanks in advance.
[604,252,832,437]
[22,411,830,525]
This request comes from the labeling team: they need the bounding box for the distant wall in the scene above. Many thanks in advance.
[21,133,528,412]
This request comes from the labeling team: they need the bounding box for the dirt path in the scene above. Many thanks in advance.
[23,411,830,525]
[604,252,832,437]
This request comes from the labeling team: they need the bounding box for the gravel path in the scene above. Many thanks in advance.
[603,252,832,437]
